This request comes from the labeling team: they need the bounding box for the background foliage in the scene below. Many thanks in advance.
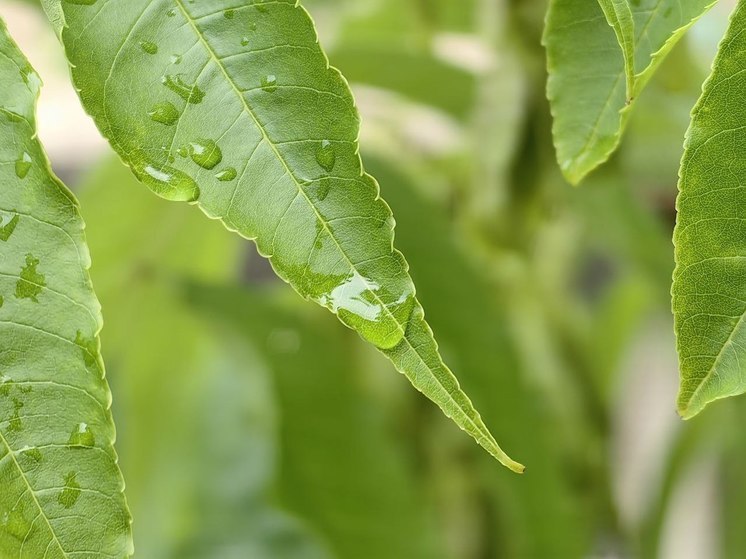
[2,0,744,557]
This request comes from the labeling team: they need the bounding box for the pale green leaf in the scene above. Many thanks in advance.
[45,0,521,471]
[0,21,131,558]
[544,0,715,184]
[673,0,746,418]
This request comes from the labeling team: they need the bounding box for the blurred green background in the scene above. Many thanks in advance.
[4,0,744,557]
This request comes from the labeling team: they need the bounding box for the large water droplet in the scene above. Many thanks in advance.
[162,74,204,104]
[15,253,45,302]
[139,40,158,55]
[170,54,182,65]
[148,101,179,126]
[215,167,237,182]
[0,505,30,540]
[314,178,331,201]
[241,36,250,46]
[261,74,277,92]
[315,140,336,172]
[188,139,223,170]
[68,422,95,448]
[19,446,42,468]
[0,211,19,242]
[15,152,32,179]
[58,472,81,509]
[134,162,200,202]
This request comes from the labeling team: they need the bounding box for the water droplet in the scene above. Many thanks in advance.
[261,74,277,92]
[241,36,250,46]
[315,140,336,172]
[15,254,45,302]
[188,139,223,170]
[215,167,237,182]
[134,162,200,202]
[0,505,30,540]
[68,422,95,448]
[74,331,98,368]
[147,101,180,126]
[170,54,182,65]
[15,152,32,179]
[314,178,331,201]
[162,74,204,104]
[254,0,268,13]
[315,272,416,350]
[167,8,177,16]
[250,22,258,30]
[63,0,97,5]
[0,375,11,397]
[8,399,23,432]
[224,9,235,18]
[139,40,158,55]
[0,211,19,242]
[176,146,188,158]
[58,472,81,509]
[19,446,42,467]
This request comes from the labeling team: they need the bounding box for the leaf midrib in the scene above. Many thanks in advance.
[0,429,68,558]
[681,298,746,415]
[171,0,501,459]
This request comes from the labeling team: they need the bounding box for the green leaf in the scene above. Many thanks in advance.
[0,21,131,558]
[673,0,746,419]
[190,285,446,559]
[544,0,715,184]
[45,0,521,471]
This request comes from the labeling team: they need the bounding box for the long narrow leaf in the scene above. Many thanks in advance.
[42,0,521,470]
[0,20,131,557]
[673,0,746,418]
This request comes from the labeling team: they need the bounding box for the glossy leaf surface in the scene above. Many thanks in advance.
[544,0,714,184]
[44,0,521,470]
[674,0,746,418]
[0,21,131,558]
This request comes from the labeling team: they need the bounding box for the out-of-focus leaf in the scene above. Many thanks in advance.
[80,157,330,558]
[544,0,715,184]
[78,157,241,557]
[172,339,333,559]
[44,0,520,471]
[190,285,446,559]
[367,157,593,558]
[0,22,131,557]
[330,47,475,120]
[673,0,746,418]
